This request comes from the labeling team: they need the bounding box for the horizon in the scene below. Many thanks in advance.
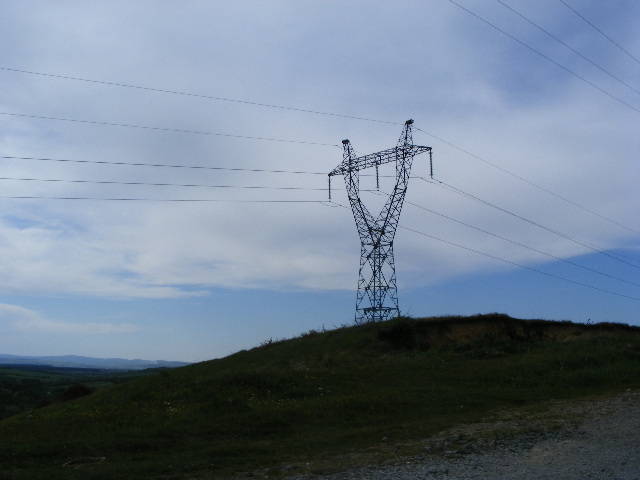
[0,352,189,363]
[1,307,637,363]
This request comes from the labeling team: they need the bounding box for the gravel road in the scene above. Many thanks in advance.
[288,390,640,480]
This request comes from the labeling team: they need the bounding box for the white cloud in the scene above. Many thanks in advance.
[0,303,139,334]
[0,0,637,300]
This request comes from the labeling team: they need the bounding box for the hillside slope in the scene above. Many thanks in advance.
[2,314,640,479]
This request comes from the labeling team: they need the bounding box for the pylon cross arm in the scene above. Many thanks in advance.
[328,145,431,177]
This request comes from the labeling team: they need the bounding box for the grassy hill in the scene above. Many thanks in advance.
[2,313,640,479]
[0,365,150,420]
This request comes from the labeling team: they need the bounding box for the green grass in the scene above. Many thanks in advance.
[0,365,149,420]
[1,313,640,479]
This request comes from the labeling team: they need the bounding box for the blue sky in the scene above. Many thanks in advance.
[0,0,638,361]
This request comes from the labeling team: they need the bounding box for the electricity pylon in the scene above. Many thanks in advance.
[328,119,432,323]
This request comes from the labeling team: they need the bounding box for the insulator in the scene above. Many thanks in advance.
[429,150,434,179]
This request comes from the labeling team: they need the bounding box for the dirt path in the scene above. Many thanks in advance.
[288,390,640,480]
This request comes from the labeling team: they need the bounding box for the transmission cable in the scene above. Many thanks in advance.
[558,0,640,67]
[367,188,640,287]
[0,195,326,203]
[0,153,325,174]
[2,66,636,234]
[0,153,403,179]
[0,66,399,126]
[401,195,640,289]
[447,0,640,115]
[400,224,640,303]
[0,111,339,147]
[413,128,639,236]
[419,176,640,270]
[0,175,337,192]
[497,0,640,97]
[327,201,640,303]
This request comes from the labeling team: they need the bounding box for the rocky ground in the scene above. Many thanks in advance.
[286,390,640,480]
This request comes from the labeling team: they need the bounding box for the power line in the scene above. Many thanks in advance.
[413,129,640,236]
[497,0,640,97]
[0,175,337,192]
[329,200,640,303]
[0,153,326,174]
[0,153,407,179]
[0,111,339,147]
[0,195,326,203]
[429,176,640,269]
[0,66,399,126]
[3,67,635,235]
[400,195,640,289]
[399,223,640,303]
[2,65,636,235]
[421,176,640,270]
[558,0,640,67]
[447,0,640,114]
[369,187,640,286]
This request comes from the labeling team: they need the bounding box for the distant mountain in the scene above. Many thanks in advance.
[0,353,189,370]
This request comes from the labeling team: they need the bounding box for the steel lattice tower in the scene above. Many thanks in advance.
[329,120,432,323]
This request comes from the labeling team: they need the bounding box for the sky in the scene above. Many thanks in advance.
[0,0,638,362]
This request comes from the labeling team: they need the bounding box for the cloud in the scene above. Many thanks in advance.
[0,0,637,300]
[0,303,139,334]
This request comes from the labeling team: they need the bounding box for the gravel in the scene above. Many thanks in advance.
[286,390,640,480]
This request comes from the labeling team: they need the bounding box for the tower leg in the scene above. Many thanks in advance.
[355,241,399,324]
